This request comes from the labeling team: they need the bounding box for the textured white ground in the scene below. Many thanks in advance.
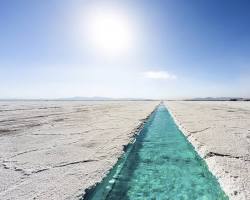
[165,101,250,200]
[0,101,158,200]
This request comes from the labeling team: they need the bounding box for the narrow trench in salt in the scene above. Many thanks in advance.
[82,105,228,200]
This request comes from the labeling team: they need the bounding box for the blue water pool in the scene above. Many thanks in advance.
[83,105,228,200]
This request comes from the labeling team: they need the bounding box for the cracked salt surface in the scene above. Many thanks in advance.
[165,101,250,200]
[0,101,158,199]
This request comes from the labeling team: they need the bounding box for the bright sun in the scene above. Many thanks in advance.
[84,7,134,57]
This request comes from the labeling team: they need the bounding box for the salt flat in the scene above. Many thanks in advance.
[0,101,158,200]
[165,101,250,200]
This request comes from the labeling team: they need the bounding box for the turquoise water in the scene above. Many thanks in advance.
[83,105,228,200]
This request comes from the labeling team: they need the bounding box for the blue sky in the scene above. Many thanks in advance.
[0,0,250,99]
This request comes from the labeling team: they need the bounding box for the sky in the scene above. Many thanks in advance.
[0,0,250,99]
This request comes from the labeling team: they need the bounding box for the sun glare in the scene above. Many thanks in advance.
[84,7,134,57]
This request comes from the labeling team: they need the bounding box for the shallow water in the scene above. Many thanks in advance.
[84,105,228,200]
